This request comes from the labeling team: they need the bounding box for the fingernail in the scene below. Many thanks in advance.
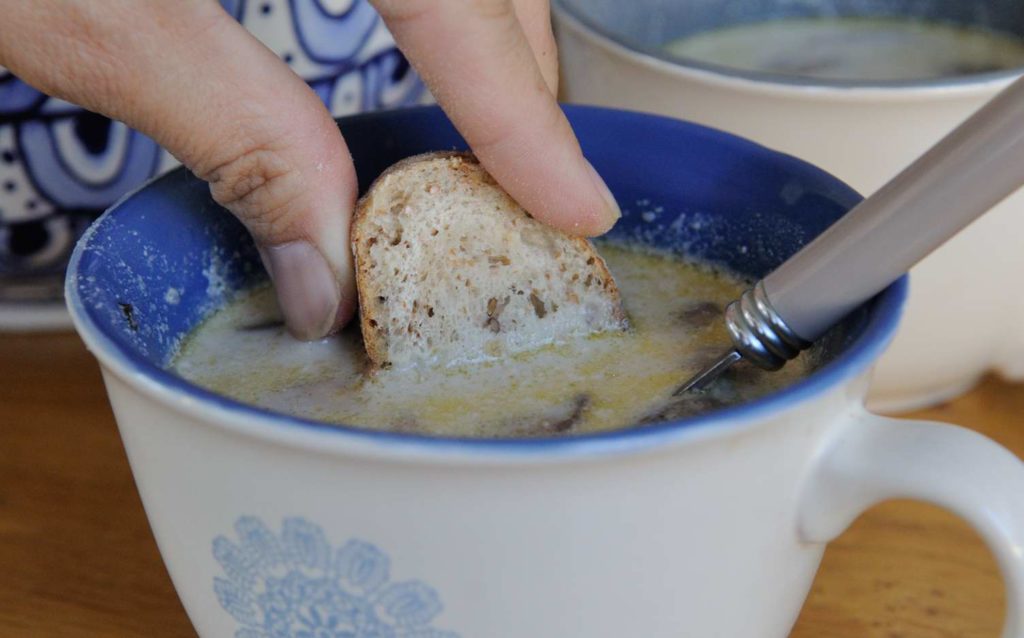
[584,159,622,230]
[260,241,340,340]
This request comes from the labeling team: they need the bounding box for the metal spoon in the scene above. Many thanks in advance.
[677,73,1024,394]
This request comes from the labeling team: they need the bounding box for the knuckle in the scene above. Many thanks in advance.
[467,120,519,158]
[470,94,561,155]
[465,0,516,21]
[201,145,304,242]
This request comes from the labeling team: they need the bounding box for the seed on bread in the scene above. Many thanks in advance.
[528,292,546,318]
[352,152,628,371]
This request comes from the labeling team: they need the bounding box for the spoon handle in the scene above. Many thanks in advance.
[765,73,1024,342]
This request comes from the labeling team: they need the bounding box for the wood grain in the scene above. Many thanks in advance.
[1,332,1020,637]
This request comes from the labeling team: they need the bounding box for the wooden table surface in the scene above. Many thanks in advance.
[1,331,1020,637]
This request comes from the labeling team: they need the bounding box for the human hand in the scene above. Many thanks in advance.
[0,0,620,340]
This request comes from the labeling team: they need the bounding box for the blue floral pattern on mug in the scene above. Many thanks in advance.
[0,0,426,284]
[213,516,459,638]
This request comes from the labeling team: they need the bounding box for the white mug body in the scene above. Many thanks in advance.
[100,368,854,637]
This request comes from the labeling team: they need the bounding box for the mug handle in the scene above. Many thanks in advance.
[798,410,1024,637]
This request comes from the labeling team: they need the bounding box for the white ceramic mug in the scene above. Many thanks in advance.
[553,0,1024,412]
[66,106,1024,637]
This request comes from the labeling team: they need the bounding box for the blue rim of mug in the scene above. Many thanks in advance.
[65,115,909,462]
[553,0,1024,92]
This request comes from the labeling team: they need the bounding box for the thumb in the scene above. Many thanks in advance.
[197,84,357,342]
[0,2,356,340]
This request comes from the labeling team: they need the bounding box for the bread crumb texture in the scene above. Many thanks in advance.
[353,153,627,370]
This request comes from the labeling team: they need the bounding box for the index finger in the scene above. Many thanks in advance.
[372,0,620,236]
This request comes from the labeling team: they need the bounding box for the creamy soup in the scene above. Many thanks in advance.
[665,17,1024,82]
[172,244,811,438]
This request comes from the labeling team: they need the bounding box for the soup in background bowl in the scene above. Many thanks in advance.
[64,106,1024,638]
[664,17,1024,82]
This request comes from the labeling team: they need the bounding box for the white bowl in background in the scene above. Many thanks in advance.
[553,0,1024,412]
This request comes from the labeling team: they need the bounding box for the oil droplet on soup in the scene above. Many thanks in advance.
[171,244,811,438]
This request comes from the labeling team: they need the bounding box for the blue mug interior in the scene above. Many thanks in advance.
[67,105,906,444]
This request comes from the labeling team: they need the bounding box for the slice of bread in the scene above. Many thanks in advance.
[352,152,628,371]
